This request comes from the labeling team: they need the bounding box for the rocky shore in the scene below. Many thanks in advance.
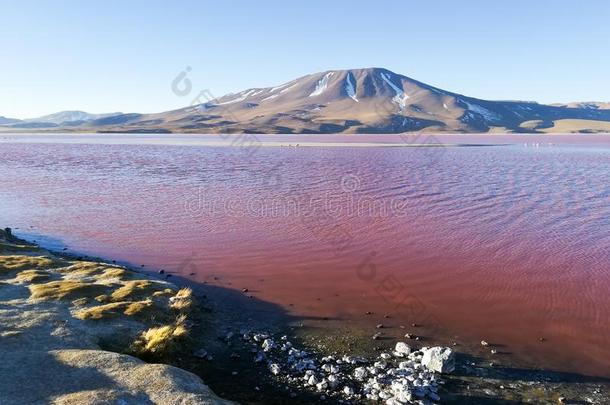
[227,331,452,403]
[1,226,609,404]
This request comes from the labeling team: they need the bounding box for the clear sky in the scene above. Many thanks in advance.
[1,0,609,118]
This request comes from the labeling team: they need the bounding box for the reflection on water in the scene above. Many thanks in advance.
[0,134,609,377]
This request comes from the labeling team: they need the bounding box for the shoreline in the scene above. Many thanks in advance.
[2,227,609,404]
[0,134,500,148]
[0,227,235,405]
[2,132,610,149]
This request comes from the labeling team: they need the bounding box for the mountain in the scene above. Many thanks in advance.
[550,102,610,110]
[0,116,22,125]
[1,110,124,129]
[2,68,610,133]
[25,111,123,126]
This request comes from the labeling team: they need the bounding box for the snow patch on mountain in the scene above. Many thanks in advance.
[269,81,294,93]
[463,101,501,122]
[309,72,335,97]
[279,83,299,94]
[345,72,358,102]
[380,72,409,111]
[261,94,279,102]
[217,90,255,105]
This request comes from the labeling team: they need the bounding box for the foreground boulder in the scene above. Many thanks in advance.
[0,350,236,405]
[421,347,455,373]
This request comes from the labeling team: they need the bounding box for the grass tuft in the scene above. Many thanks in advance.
[29,280,109,300]
[15,269,51,283]
[132,314,189,355]
[60,262,128,281]
[111,280,172,302]
[0,255,62,274]
[74,300,153,320]
[169,288,194,310]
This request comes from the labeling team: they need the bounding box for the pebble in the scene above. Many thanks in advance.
[308,374,319,386]
[262,338,275,352]
[316,380,328,391]
[394,342,411,356]
[269,363,281,375]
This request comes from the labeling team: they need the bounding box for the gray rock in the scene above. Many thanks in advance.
[394,342,411,357]
[262,338,275,352]
[354,367,368,380]
[269,363,281,375]
[421,347,455,373]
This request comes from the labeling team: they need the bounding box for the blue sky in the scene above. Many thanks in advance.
[1,0,609,118]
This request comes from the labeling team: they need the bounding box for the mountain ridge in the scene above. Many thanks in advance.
[2,68,610,134]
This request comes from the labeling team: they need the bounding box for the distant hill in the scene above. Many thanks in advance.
[550,102,610,110]
[2,69,610,133]
[0,116,22,125]
[25,111,123,125]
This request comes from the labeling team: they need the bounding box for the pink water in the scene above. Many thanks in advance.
[1,134,609,377]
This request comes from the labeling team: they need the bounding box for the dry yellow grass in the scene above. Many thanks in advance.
[133,314,189,355]
[15,270,51,283]
[74,300,153,320]
[29,280,109,300]
[152,288,175,297]
[0,255,61,274]
[541,119,610,133]
[2,246,199,364]
[110,280,172,301]
[169,288,193,310]
[95,294,110,303]
[60,262,128,280]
